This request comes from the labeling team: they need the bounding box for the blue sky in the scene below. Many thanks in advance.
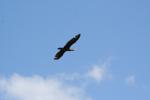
[0,0,150,100]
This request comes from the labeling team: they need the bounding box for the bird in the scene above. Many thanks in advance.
[54,34,81,60]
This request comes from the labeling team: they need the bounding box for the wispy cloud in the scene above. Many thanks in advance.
[88,65,106,82]
[0,74,91,100]
[125,75,136,87]
[56,63,112,83]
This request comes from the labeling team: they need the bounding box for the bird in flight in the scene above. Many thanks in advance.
[54,34,81,60]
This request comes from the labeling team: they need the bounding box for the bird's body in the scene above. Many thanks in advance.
[54,34,80,60]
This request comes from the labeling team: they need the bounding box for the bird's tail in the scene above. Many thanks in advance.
[67,49,75,51]
[58,47,63,50]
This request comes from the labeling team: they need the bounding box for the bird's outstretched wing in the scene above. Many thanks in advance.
[64,34,80,49]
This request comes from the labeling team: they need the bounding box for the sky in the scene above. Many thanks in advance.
[0,0,150,100]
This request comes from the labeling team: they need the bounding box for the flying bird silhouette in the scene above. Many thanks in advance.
[54,34,81,60]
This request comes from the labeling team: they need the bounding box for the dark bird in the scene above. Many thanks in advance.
[54,34,81,60]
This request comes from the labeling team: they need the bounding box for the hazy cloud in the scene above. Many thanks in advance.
[88,65,106,82]
[125,75,136,87]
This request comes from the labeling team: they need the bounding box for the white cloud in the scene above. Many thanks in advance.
[125,75,136,87]
[87,63,112,83]
[0,60,113,100]
[0,74,91,100]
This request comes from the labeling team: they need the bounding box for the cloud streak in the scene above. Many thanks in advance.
[57,63,112,84]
